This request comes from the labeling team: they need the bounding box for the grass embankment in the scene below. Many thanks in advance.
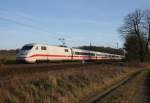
[0,51,16,64]
[0,64,140,103]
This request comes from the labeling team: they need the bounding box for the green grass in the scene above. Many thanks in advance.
[0,51,16,64]
[0,52,16,60]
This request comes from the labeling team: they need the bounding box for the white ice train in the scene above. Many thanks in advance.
[16,43,124,63]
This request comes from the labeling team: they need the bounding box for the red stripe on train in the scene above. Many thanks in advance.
[27,54,97,58]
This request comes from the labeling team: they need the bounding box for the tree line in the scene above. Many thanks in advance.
[78,46,124,55]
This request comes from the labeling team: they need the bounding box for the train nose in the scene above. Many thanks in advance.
[16,51,29,61]
[16,50,28,57]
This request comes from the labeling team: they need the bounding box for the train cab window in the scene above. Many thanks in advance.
[21,45,33,50]
[41,46,47,50]
[64,49,69,52]
[35,46,38,50]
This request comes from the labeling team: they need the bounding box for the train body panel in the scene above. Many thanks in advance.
[16,43,124,63]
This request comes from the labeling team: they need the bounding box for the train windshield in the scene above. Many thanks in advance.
[21,45,33,50]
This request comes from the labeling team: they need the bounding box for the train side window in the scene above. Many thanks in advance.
[75,52,80,55]
[64,49,68,52]
[35,46,38,50]
[41,46,47,50]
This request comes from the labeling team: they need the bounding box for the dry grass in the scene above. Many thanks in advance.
[97,71,147,103]
[0,64,141,103]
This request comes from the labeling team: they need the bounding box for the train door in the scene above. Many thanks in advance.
[64,48,71,60]
[40,46,48,61]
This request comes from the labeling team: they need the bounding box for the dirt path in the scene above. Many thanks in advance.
[91,71,148,103]
[132,71,150,103]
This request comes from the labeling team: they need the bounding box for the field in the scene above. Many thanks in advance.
[0,63,143,103]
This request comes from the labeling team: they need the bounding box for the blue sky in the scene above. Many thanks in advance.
[0,0,150,49]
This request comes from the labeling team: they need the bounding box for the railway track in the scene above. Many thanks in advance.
[0,61,123,75]
[0,62,115,79]
[85,70,143,103]
[0,62,85,76]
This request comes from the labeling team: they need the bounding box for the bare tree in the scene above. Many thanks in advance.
[119,10,145,62]
[143,10,150,51]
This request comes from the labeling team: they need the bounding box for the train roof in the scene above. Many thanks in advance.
[23,43,70,49]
